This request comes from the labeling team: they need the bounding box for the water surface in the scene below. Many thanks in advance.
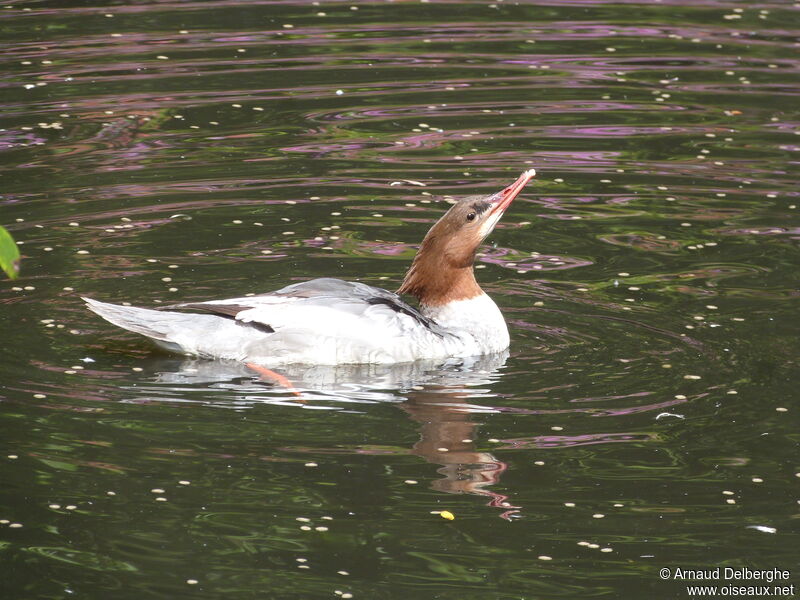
[1,1,799,598]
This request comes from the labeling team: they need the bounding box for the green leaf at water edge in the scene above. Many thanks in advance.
[0,226,21,280]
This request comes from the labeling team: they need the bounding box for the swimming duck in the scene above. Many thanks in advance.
[84,169,536,365]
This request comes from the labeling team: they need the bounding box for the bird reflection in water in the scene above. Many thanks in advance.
[140,351,519,518]
[402,382,520,520]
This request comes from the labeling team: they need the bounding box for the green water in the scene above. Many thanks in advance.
[1,1,798,598]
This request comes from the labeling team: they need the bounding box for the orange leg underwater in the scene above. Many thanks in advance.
[245,363,302,397]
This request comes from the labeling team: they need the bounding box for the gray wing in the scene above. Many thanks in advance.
[169,278,448,337]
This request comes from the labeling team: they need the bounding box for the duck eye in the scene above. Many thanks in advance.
[466,212,476,222]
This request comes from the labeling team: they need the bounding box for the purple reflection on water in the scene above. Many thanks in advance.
[718,226,799,236]
[0,129,47,149]
[479,246,593,272]
[498,431,658,450]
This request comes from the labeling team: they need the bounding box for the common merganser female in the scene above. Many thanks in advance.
[84,169,536,365]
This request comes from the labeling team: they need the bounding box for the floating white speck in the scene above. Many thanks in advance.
[656,412,685,420]
[390,180,426,187]
[746,525,776,534]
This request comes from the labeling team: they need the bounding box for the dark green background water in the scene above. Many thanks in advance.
[1,1,798,598]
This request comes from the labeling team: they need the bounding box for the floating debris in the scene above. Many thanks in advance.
[390,180,426,187]
[746,525,776,534]
[656,412,685,420]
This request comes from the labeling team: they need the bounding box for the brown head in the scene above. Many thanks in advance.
[398,169,536,306]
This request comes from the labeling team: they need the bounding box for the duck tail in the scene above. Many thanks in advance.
[83,297,181,343]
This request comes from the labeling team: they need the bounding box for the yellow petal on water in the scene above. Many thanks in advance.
[439,510,455,521]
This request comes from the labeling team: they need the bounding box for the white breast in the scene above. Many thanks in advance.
[422,293,510,355]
